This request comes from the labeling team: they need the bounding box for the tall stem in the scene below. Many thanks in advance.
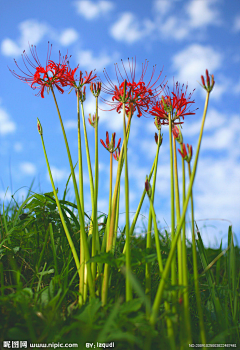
[173,137,182,287]
[145,129,161,297]
[188,162,206,346]
[168,114,177,304]
[123,103,132,301]
[150,92,210,325]
[50,87,95,299]
[77,91,85,305]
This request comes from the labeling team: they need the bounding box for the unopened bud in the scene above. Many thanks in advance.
[37,118,42,136]
[145,176,152,198]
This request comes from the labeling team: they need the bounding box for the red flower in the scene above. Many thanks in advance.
[200,69,215,93]
[64,67,97,90]
[178,143,192,163]
[100,131,121,153]
[9,43,69,98]
[150,80,197,125]
[101,58,165,118]
[172,125,183,144]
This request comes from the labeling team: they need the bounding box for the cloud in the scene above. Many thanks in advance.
[233,15,240,32]
[0,107,16,135]
[155,0,221,41]
[20,162,37,176]
[172,44,222,91]
[153,0,172,16]
[59,28,79,46]
[186,0,220,28]
[74,0,114,20]
[1,20,49,56]
[76,49,116,71]
[110,12,154,44]
[47,166,69,183]
[65,120,77,130]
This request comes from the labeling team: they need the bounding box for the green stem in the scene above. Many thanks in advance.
[145,129,161,296]
[92,96,99,286]
[102,111,132,305]
[50,88,95,299]
[150,92,210,325]
[123,103,132,302]
[180,145,192,344]
[149,196,176,350]
[80,101,94,209]
[168,114,177,307]
[77,91,85,305]
[173,138,182,287]
[188,162,206,346]
[40,132,80,278]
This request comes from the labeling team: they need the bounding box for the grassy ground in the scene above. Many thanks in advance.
[0,190,239,349]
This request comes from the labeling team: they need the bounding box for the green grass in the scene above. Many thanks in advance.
[0,190,239,349]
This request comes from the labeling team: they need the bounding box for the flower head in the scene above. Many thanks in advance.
[145,176,152,198]
[150,80,197,125]
[178,143,192,163]
[9,42,69,98]
[88,113,99,128]
[101,57,166,118]
[100,131,121,153]
[200,69,215,93]
[172,125,183,144]
[64,68,97,90]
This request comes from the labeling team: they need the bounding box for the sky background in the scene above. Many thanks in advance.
[0,0,240,248]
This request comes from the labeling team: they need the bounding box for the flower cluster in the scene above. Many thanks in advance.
[200,69,215,93]
[100,131,121,154]
[150,81,197,126]
[101,58,166,118]
[178,143,192,163]
[9,43,97,98]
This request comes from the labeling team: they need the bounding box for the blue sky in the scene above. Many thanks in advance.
[0,0,240,247]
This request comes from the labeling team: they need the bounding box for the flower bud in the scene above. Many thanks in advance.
[145,176,152,198]
[172,125,183,144]
[37,118,42,136]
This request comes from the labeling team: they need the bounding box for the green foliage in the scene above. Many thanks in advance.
[0,195,239,348]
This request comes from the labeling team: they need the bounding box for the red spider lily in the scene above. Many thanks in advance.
[172,125,183,144]
[88,113,99,128]
[178,143,192,163]
[145,176,152,198]
[150,80,197,125]
[200,69,215,93]
[64,67,97,90]
[90,82,102,97]
[9,42,69,98]
[100,57,166,118]
[100,131,121,153]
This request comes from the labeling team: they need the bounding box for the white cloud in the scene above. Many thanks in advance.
[172,44,222,91]
[77,49,116,72]
[59,28,79,46]
[233,15,240,32]
[155,0,221,41]
[20,162,37,176]
[186,0,220,28]
[47,166,69,183]
[110,12,154,44]
[65,119,77,130]
[153,0,172,15]
[1,20,49,57]
[74,0,113,20]
[0,107,16,135]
